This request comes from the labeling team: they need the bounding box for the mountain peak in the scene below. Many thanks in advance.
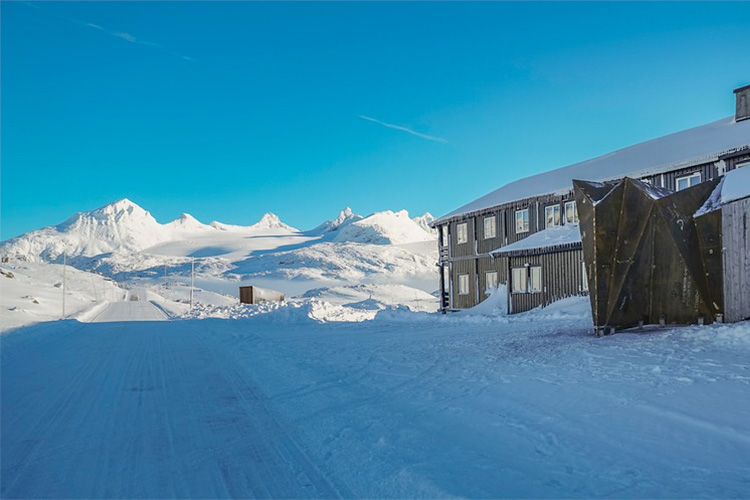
[250,212,297,231]
[313,207,363,234]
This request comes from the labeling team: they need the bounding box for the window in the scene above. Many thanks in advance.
[545,205,561,228]
[441,225,449,247]
[564,201,579,224]
[676,172,701,191]
[457,223,468,244]
[736,160,750,169]
[515,209,529,233]
[511,268,527,294]
[483,216,496,239]
[485,271,498,291]
[458,274,470,295]
[529,266,542,293]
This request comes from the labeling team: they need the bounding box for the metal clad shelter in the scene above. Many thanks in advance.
[239,286,285,305]
[574,177,724,330]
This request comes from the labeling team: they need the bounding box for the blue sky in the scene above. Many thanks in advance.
[2,1,749,239]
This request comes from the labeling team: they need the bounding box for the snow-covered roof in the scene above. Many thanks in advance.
[490,224,582,257]
[695,166,750,217]
[720,165,750,205]
[438,116,750,223]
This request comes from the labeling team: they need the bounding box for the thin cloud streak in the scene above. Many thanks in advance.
[358,115,448,143]
[24,2,194,62]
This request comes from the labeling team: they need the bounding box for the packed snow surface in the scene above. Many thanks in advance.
[439,116,750,221]
[3,297,750,498]
[491,223,582,255]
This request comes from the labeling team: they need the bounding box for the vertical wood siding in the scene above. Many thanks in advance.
[722,198,750,322]
[509,249,587,314]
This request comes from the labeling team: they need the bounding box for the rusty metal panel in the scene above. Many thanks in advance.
[574,177,723,330]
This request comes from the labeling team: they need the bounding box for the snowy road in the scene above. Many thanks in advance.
[1,318,347,499]
[2,304,750,498]
[88,300,169,322]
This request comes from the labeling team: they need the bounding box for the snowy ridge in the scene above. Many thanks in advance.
[311,207,363,234]
[333,210,435,245]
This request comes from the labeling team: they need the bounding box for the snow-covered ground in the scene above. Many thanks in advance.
[0,261,125,332]
[2,297,749,498]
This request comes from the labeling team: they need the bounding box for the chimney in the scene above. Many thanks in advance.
[735,84,750,122]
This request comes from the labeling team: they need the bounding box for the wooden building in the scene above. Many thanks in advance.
[434,85,750,316]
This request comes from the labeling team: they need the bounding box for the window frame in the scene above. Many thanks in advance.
[485,271,498,292]
[456,222,468,244]
[511,267,528,294]
[545,204,561,228]
[458,273,470,295]
[515,209,529,234]
[581,261,589,292]
[564,201,579,225]
[675,172,701,191]
[483,215,497,240]
[529,266,542,293]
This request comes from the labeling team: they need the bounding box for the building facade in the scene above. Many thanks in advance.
[435,86,750,315]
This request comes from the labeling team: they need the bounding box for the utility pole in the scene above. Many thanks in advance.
[164,263,168,288]
[190,257,194,310]
[62,253,66,319]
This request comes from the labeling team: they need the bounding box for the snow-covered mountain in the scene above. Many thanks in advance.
[333,210,435,245]
[1,199,439,308]
[412,212,437,234]
[311,207,363,234]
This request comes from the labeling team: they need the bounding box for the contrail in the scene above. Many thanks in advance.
[24,2,195,62]
[359,115,448,143]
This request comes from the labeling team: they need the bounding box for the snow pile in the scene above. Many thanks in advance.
[301,283,438,312]
[333,210,435,245]
[459,285,508,316]
[185,298,381,323]
[491,224,581,256]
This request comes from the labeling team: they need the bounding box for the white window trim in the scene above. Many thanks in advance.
[483,216,496,240]
[456,222,468,244]
[545,205,561,229]
[564,201,578,224]
[529,266,542,293]
[485,271,498,292]
[675,172,701,191]
[515,209,529,234]
[581,261,589,292]
[511,267,527,294]
[458,274,470,295]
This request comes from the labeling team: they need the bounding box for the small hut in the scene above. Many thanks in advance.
[239,285,285,305]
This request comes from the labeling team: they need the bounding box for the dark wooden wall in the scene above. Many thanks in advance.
[436,152,750,312]
[508,249,587,314]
